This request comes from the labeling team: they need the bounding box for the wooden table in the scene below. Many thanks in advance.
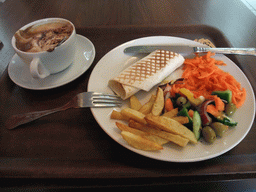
[0,0,256,190]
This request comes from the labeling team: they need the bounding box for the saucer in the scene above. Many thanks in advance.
[8,34,95,90]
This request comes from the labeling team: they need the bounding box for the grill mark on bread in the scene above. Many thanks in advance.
[116,50,178,85]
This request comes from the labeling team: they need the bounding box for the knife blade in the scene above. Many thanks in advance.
[124,45,256,56]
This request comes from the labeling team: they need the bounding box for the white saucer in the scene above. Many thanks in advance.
[8,34,95,90]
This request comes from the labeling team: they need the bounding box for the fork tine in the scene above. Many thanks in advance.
[92,92,122,107]
[91,92,121,100]
[92,99,122,105]
[93,96,122,101]
[92,96,122,101]
[83,92,123,108]
[93,103,122,108]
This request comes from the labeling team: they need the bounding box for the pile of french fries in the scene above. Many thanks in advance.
[110,88,198,151]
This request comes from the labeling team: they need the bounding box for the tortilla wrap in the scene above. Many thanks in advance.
[108,50,184,100]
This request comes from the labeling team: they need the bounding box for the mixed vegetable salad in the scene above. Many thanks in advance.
[160,85,237,143]
[160,52,246,144]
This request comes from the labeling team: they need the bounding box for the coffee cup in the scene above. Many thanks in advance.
[11,18,76,79]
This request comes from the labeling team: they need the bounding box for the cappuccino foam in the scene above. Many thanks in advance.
[15,22,73,52]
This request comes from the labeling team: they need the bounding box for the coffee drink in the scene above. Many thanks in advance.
[12,18,77,79]
[14,21,73,52]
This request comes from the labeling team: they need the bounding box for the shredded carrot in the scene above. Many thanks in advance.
[188,109,194,118]
[165,98,174,111]
[171,52,246,108]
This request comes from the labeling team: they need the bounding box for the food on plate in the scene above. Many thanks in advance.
[162,108,179,118]
[121,108,147,124]
[110,51,246,150]
[171,116,189,124]
[128,120,189,147]
[145,114,198,144]
[202,126,216,143]
[130,95,142,110]
[151,87,164,116]
[108,50,184,100]
[161,52,245,143]
[178,107,193,127]
[169,52,246,108]
[116,122,149,137]
[212,90,232,103]
[121,131,163,151]
[192,110,201,140]
[197,96,238,127]
[225,102,237,117]
[111,94,193,150]
[138,95,156,114]
[179,88,205,106]
[110,110,129,120]
[116,122,168,145]
[210,122,228,137]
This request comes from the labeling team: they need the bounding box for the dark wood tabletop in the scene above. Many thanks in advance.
[0,0,256,190]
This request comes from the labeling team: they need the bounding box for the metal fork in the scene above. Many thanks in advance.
[5,92,122,130]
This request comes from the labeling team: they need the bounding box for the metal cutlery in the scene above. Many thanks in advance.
[124,45,256,56]
[6,92,122,129]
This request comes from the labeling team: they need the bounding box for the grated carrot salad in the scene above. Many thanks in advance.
[171,52,246,108]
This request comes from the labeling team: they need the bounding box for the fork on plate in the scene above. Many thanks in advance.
[5,92,122,130]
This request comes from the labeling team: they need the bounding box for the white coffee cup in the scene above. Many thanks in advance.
[11,18,76,79]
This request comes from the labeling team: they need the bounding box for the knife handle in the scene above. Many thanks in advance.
[194,47,256,56]
[5,104,72,129]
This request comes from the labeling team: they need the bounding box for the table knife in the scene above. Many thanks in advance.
[124,45,256,56]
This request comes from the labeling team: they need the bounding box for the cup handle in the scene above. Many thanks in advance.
[30,58,50,79]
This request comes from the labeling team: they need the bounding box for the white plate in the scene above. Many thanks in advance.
[8,34,95,90]
[88,36,255,162]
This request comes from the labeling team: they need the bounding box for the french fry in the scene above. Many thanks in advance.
[151,87,164,116]
[145,135,169,145]
[139,95,156,115]
[129,120,189,147]
[130,95,142,111]
[145,114,197,144]
[129,119,156,130]
[170,116,189,124]
[121,131,163,151]
[116,122,168,145]
[110,110,129,121]
[116,122,149,137]
[121,108,147,124]
[162,108,179,118]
